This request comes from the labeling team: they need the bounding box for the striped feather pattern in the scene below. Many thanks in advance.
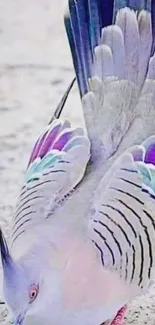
[89,140,155,292]
[11,119,90,248]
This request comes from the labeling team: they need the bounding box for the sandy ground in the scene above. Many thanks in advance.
[0,0,155,324]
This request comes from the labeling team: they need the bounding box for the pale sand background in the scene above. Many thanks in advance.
[0,0,155,324]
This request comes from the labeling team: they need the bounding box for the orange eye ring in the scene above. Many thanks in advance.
[29,284,39,302]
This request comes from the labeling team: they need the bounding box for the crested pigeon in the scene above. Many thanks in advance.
[1,1,155,325]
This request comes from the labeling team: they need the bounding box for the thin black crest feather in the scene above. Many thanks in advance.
[49,78,76,124]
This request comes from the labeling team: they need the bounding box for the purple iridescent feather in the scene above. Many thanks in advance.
[27,120,84,170]
[145,143,155,164]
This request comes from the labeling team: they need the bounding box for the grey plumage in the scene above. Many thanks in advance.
[1,1,155,325]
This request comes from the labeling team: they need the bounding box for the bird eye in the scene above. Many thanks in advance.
[29,284,39,303]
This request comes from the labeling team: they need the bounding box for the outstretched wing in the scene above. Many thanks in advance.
[65,0,155,163]
[11,119,90,248]
[88,136,155,294]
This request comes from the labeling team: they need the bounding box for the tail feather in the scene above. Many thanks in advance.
[74,0,93,78]
[94,45,114,78]
[87,0,101,49]
[138,10,152,84]
[116,8,139,84]
[65,0,91,95]
[65,0,155,163]
[64,0,115,95]
[101,25,125,78]
[64,16,84,92]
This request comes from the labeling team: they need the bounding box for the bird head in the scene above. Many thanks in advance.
[0,229,63,325]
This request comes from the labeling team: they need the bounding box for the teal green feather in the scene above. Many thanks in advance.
[148,165,155,192]
[25,150,63,183]
[136,161,155,193]
[136,162,152,186]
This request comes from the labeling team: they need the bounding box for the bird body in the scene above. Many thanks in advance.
[1,1,155,325]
